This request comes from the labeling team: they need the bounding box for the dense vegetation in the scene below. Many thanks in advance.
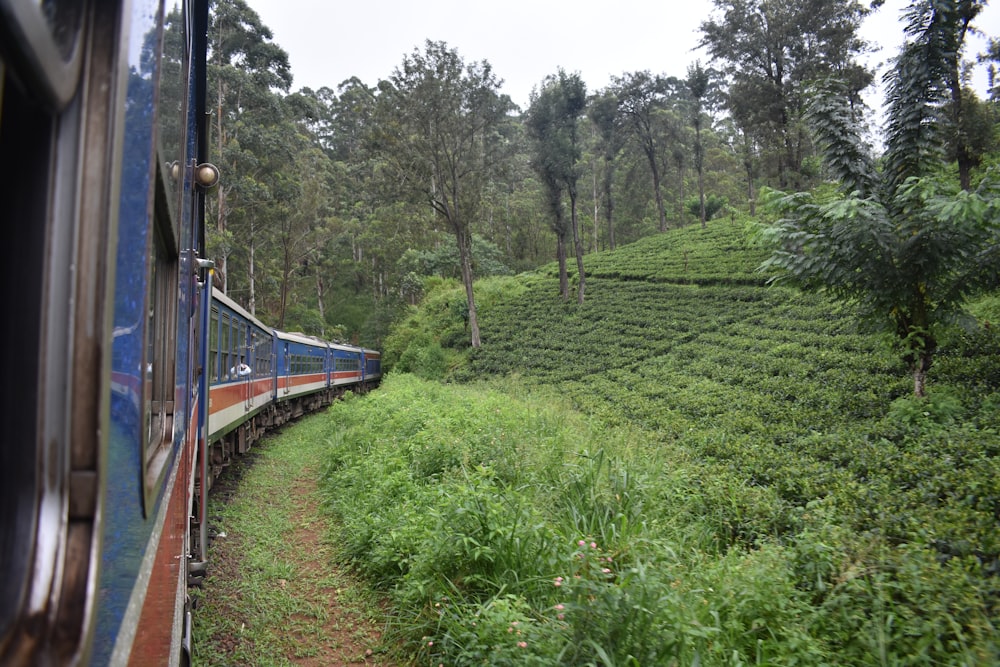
[198,0,1000,662]
[317,220,1000,665]
[203,0,999,348]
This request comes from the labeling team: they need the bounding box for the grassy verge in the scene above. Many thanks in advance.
[191,412,395,666]
[319,373,998,666]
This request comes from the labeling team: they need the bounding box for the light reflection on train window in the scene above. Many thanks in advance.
[157,2,188,226]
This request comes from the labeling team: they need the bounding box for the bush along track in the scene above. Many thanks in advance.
[365,220,999,664]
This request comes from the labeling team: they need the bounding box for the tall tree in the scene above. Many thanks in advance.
[588,92,623,249]
[938,0,989,190]
[685,62,722,227]
[761,0,1000,397]
[207,0,291,294]
[527,70,589,303]
[372,41,514,348]
[700,0,871,190]
[611,72,674,232]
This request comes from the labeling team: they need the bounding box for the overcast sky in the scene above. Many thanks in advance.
[248,0,997,111]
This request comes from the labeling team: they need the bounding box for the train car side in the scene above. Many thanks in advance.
[0,1,214,664]
[274,330,337,420]
[362,348,383,388]
[197,289,276,491]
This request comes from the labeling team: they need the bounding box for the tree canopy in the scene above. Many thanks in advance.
[761,0,1000,396]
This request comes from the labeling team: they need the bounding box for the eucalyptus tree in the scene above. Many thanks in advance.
[207,0,292,294]
[371,40,515,348]
[588,91,624,249]
[761,0,1000,397]
[611,71,675,232]
[527,70,589,303]
[937,0,990,189]
[685,62,723,227]
[699,0,871,191]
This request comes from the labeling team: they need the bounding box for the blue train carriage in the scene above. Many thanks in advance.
[202,288,276,484]
[330,342,364,390]
[273,330,336,421]
[0,0,216,664]
[361,347,383,389]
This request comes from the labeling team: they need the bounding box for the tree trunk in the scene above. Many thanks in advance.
[604,155,615,250]
[649,153,667,232]
[556,234,568,300]
[912,351,932,398]
[455,226,480,348]
[215,75,228,294]
[696,124,706,228]
[248,233,256,315]
[570,189,585,304]
[315,271,326,337]
[591,157,599,251]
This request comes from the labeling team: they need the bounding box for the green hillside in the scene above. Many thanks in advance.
[329,220,1000,665]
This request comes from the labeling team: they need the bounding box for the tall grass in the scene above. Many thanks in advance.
[319,374,998,665]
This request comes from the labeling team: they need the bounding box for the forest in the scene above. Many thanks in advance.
[205,0,999,349]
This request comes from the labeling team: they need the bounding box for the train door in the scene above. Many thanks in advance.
[239,323,250,411]
[283,342,291,395]
[247,329,256,411]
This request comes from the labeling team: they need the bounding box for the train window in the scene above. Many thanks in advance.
[158,3,187,228]
[0,0,84,110]
[221,312,231,380]
[235,322,246,378]
[255,333,269,377]
[144,207,178,499]
[209,307,219,383]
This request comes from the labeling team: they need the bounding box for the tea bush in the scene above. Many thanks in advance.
[323,218,999,664]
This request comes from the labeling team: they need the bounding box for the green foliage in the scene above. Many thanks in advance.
[396,233,513,282]
[888,388,964,429]
[381,275,526,374]
[685,193,727,221]
[759,3,1000,395]
[320,270,1000,666]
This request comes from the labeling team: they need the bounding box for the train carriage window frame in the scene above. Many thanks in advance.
[141,3,192,514]
[209,306,219,383]
[142,163,182,509]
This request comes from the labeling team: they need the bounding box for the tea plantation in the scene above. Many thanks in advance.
[323,220,999,665]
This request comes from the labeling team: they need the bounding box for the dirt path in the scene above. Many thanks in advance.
[194,445,399,666]
[282,472,391,665]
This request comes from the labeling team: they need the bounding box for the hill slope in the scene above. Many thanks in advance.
[369,220,1000,663]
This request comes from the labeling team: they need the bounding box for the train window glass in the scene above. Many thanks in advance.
[157,3,187,228]
[0,0,84,109]
[255,333,269,377]
[235,323,246,378]
[144,211,178,496]
[221,312,231,380]
[209,307,219,383]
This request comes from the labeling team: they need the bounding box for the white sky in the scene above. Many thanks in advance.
[248,0,997,111]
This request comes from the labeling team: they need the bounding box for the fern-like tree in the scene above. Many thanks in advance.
[761,0,1000,397]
